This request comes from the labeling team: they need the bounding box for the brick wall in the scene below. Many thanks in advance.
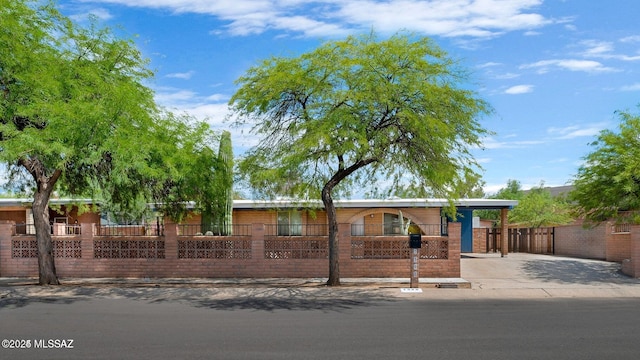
[622,225,640,277]
[606,230,631,262]
[0,221,461,279]
[472,228,488,253]
[553,221,607,260]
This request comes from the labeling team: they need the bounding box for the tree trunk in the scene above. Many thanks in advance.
[322,183,340,286]
[33,189,59,285]
[20,157,62,285]
[322,158,377,286]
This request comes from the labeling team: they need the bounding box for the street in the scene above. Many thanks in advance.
[2,284,640,359]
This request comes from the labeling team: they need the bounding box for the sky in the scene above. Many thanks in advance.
[54,0,640,195]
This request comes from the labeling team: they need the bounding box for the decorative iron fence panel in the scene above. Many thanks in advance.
[96,224,164,237]
[177,224,252,237]
[264,224,328,237]
[14,223,81,235]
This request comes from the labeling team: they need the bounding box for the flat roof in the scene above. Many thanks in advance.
[0,198,95,207]
[0,198,518,210]
[233,198,517,210]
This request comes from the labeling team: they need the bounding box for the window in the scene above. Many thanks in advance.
[351,216,365,236]
[384,213,402,235]
[277,210,302,236]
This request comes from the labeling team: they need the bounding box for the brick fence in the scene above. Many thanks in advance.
[0,221,461,279]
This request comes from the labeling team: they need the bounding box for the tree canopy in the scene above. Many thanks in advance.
[509,183,572,227]
[230,32,492,285]
[0,0,219,284]
[570,108,640,225]
[476,180,572,227]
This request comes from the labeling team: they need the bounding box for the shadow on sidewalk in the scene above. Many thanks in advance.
[0,284,398,312]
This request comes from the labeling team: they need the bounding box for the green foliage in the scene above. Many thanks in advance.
[230,31,492,284]
[474,179,523,223]
[231,31,492,202]
[200,130,233,234]
[0,1,220,282]
[0,1,218,217]
[570,108,640,225]
[476,180,572,228]
[509,183,572,227]
[494,179,525,200]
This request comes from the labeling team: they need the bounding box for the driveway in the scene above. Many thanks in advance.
[455,253,640,299]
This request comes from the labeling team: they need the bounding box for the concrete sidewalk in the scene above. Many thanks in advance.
[450,253,640,299]
[1,253,639,299]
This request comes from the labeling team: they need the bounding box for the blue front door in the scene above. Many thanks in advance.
[459,209,473,253]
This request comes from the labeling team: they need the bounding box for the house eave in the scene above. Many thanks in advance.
[231,198,518,210]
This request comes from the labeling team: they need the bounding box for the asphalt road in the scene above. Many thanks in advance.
[2,286,640,359]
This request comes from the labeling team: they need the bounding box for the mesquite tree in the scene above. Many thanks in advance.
[571,108,640,225]
[230,32,491,285]
[0,1,214,284]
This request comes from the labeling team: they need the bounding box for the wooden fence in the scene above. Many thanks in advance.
[486,227,555,254]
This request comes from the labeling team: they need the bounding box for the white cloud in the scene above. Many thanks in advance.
[477,62,502,68]
[153,88,257,150]
[166,71,195,80]
[620,83,640,92]
[520,59,618,73]
[620,35,640,43]
[504,84,533,94]
[547,123,607,140]
[68,7,113,21]
[78,0,555,38]
[578,39,640,61]
[481,137,545,149]
[494,72,521,80]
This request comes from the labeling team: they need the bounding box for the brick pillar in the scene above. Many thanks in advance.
[164,219,178,260]
[630,225,640,277]
[338,223,352,264]
[80,223,95,263]
[251,223,265,260]
[500,208,509,257]
[0,221,15,276]
[448,222,462,277]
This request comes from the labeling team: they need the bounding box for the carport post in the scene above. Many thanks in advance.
[500,208,509,257]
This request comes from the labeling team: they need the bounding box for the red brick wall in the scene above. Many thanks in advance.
[472,228,488,253]
[553,221,607,260]
[606,231,631,262]
[0,221,462,279]
[622,226,640,277]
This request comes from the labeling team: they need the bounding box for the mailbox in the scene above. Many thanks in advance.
[409,233,422,249]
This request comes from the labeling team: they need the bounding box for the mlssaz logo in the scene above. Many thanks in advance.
[34,339,74,349]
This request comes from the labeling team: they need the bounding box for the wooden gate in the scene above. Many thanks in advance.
[485,227,554,254]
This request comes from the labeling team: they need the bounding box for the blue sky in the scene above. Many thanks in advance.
[56,0,640,195]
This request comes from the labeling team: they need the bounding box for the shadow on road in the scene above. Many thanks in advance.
[520,258,640,285]
[0,284,398,312]
[167,286,396,312]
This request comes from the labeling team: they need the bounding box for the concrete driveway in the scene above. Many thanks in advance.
[454,253,640,299]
